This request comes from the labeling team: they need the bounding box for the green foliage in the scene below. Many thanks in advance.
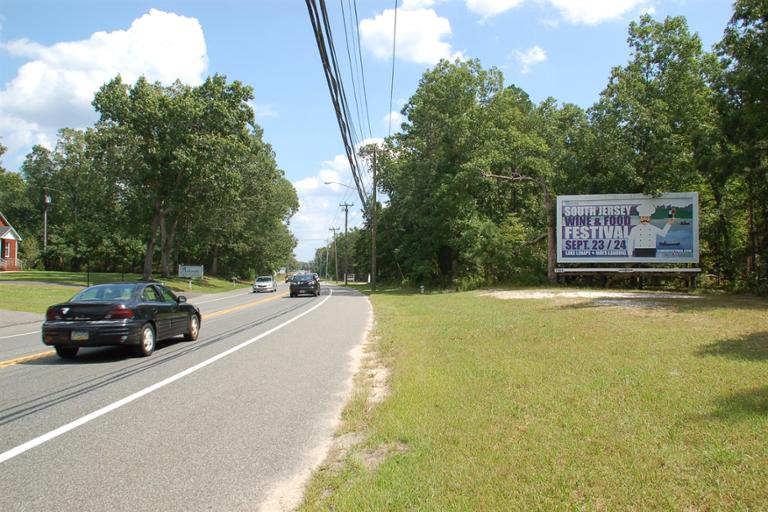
[355,8,762,292]
[590,15,712,194]
[0,74,299,279]
[716,0,768,287]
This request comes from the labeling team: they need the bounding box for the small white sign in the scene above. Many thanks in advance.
[179,265,204,278]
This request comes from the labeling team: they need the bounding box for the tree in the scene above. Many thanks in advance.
[589,15,713,194]
[716,0,768,286]
[379,59,504,286]
[92,75,266,279]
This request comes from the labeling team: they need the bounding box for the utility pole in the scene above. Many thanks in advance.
[324,237,330,280]
[371,148,377,293]
[42,187,52,270]
[329,227,340,282]
[340,203,353,285]
[43,187,51,251]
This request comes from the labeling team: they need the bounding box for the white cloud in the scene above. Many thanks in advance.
[360,7,463,65]
[465,0,525,18]
[250,102,278,119]
[289,141,384,262]
[515,45,547,74]
[545,0,653,25]
[0,9,208,170]
[402,0,436,7]
[290,154,357,261]
[294,176,321,193]
[384,111,405,132]
[461,0,652,24]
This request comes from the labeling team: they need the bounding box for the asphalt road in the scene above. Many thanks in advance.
[0,283,371,511]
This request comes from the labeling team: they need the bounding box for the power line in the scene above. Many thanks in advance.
[339,0,366,145]
[352,0,373,140]
[305,0,368,208]
[388,0,399,137]
[317,0,367,196]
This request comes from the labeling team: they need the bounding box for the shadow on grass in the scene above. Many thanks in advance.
[698,331,768,361]
[700,386,768,421]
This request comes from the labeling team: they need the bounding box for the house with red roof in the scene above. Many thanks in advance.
[0,212,23,271]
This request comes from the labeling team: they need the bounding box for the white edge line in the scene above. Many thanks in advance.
[0,289,334,465]
[0,330,39,340]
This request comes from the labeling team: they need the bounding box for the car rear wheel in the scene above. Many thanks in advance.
[55,345,79,359]
[183,314,200,341]
[135,323,156,357]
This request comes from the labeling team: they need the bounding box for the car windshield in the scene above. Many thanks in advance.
[256,276,273,282]
[294,274,313,282]
[71,284,137,302]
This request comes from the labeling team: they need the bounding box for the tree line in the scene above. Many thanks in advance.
[315,3,768,293]
[0,74,298,280]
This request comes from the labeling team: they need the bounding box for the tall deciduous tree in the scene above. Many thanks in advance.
[590,15,713,194]
[93,75,263,279]
[379,59,503,286]
[717,0,768,286]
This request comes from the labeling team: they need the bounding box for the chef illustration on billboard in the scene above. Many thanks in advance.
[626,202,674,257]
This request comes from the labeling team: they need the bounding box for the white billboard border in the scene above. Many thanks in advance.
[556,192,699,264]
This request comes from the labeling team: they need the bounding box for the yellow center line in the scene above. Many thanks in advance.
[0,292,288,369]
[203,292,286,319]
[0,350,55,369]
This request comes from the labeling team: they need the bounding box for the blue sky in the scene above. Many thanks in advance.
[0,0,733,261]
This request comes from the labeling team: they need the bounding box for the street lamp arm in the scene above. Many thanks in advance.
[323,181,356,190]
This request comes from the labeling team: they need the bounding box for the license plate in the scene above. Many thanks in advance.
[71,331,89,341]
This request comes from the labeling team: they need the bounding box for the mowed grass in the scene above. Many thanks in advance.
[0,284,80,314]
[0,270,251,314]
[301,289,768,510]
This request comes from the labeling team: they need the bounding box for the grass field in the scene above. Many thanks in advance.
[0,270,251,313]
[301,288,768,510]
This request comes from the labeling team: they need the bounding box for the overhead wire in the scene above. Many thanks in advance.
[388,0,399,138]
[340,0,373,195]
[352,0,373,141]
[305,0,368,208]
[339,0,366,147]
[317,0,368,199]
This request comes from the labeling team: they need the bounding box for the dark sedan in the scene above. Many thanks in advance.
[289,273,320,297]
[43,281,201,359]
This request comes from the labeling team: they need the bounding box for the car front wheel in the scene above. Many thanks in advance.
[55,345,79,359]
[135,323,156,357]
[183,314,200,341]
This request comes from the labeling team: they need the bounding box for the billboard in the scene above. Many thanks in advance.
[557,192,699,264]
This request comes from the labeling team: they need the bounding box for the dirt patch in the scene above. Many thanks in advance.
[483,289,703,314]
[366,346,390,405]
[361,441,410,471]
[484,290,702,301]
[308,345,393,476]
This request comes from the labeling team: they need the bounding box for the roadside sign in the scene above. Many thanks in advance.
[178,265,204,278]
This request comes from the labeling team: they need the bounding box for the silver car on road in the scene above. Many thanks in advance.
[253,275,277,293]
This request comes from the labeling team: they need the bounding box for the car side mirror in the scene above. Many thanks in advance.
[177,296,187,303]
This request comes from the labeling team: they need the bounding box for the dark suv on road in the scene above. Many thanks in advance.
[289,274,320,297]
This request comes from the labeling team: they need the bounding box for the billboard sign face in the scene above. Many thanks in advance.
[557,192,699,264]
